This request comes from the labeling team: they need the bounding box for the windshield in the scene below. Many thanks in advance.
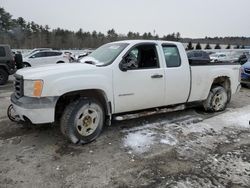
[87,43,129,65]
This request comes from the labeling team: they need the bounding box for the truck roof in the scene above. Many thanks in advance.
[110,40,181,46]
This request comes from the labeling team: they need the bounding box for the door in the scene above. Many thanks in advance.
[113,43,165,113]
[29,51,48,66]
[47,51,63,64]
[161,44,190,105]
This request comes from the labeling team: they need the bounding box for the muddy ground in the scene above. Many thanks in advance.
[0,80,250,188]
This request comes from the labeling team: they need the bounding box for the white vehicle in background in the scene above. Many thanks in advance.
[22,50,70,67]
[210,52,231,62]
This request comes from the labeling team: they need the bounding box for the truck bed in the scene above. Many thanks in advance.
[188,61,241,102]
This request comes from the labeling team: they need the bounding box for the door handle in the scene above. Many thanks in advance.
[151,74,163,79]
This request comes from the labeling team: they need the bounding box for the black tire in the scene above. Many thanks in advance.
[0,68,9,85]
[60,98,105,144]
[203,86,228,112]
[23,62,31,67]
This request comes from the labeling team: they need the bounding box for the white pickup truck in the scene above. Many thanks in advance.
[10,40,241,144]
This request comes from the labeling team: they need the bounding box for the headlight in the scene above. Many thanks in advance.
[24,80,43,97]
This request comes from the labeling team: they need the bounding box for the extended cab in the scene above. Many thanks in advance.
[10,40,241,144]
[0,45,16,85]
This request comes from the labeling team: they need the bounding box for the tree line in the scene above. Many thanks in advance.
[1,7,249,50]
[186,42,246,51]
[0,7,181,49]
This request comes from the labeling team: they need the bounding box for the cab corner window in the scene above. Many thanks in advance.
[162,45,181,68]
[122,44,159,70]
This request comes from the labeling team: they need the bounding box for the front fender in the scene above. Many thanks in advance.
[41,73,113,106]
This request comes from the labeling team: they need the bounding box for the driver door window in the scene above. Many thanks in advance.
[123,44,159,70]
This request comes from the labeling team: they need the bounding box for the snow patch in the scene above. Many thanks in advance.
[160,133,178,146]
[123,129,156,154]
[122,105,250,155]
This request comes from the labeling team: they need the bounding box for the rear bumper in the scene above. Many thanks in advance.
[11,94,59,124]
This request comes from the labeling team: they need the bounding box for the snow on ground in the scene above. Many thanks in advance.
[122,105,250,154]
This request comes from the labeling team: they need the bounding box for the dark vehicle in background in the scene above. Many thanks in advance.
[187,50,210,64]
[241,60,250,87]
[0,45,16,85]
[238,54,248,65]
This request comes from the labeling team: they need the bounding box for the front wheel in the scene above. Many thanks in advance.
[203,86,228,112]
[60,98,105,144]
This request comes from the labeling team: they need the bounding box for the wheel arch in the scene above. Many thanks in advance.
[23,62,31,66]
[55,89,112,122]
[56,61,65,64]
[210,76,231,102]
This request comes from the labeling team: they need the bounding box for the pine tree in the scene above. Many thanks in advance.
[186,41,194,50]
[195,42,202,50]
[226,44,231,49]
[204,43,211,49]
[214,44,221,49]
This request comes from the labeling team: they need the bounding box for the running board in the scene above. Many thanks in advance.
[113,104,186,121]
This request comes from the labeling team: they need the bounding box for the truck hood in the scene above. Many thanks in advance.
[16,63,97,79]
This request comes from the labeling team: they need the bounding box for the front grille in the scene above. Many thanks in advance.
[14,74,24,98]
[245,68,250,74]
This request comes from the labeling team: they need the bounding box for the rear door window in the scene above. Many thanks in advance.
[0,47,6,57]
[162,45,181,67]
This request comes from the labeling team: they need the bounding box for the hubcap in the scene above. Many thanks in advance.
[75,107,99,137]
[212,92,227,111]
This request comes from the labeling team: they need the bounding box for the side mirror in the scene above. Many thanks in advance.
[119,59,128,72]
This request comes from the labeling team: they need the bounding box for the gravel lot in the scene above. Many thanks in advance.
[0,80,250,188]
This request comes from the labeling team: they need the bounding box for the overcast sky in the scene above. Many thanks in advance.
[1,0,250,38]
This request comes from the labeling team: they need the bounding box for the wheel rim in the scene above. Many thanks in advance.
[212,92,227,111]
[75,107,100,137]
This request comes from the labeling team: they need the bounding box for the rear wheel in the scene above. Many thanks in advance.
[203,86,228,112]
[0,68,8,85]
[60,98,105,144]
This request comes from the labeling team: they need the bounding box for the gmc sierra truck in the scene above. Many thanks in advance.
[10,40,241,144]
